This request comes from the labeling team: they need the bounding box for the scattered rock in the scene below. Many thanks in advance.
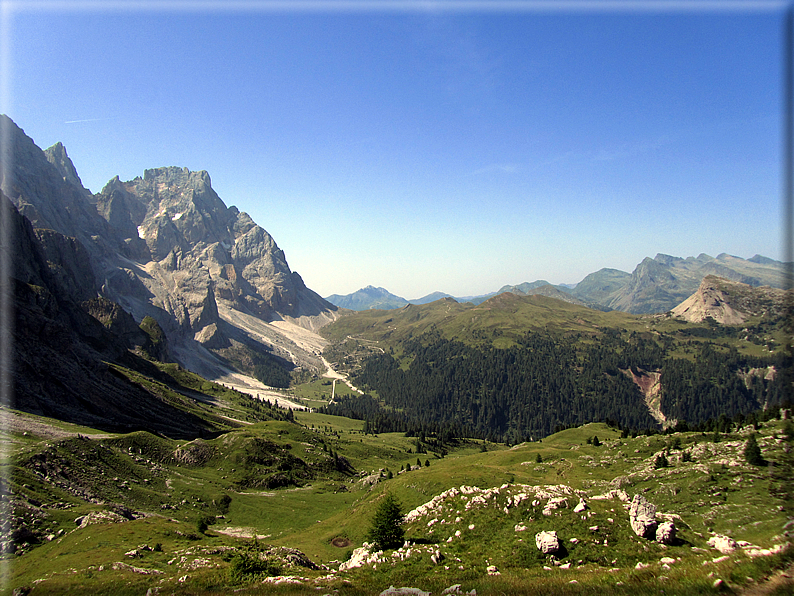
[543,497,568,516]
[75,510,129,529]
[573,499,588,513]
[111,562,164,575]
[264,546,319,570]
[262,576,304,585]
[441,586,476,596]
[487,565,500,575]
[339,543,382,571]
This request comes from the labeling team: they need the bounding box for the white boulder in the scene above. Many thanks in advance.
[535,530,562,555]
[708,535,738,554]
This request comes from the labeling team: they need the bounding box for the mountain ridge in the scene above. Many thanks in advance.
[325,251,788,313]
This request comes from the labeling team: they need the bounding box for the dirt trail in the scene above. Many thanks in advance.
[738,561,794,596]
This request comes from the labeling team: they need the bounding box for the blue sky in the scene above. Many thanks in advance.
[4,1,786,299]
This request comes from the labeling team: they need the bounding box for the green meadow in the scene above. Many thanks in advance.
[3,405,791,595]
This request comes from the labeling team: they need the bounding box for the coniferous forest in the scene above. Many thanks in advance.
[321,328,790,442]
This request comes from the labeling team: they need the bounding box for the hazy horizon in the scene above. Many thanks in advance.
[6,1,785,299]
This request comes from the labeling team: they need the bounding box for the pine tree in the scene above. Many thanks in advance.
[366,493,404,550]
[743,434,764,466]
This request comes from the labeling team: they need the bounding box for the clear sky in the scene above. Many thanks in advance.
[3,1,786,299]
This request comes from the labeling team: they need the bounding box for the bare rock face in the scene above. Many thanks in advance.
[535,530,561,555]
[629,494,658,539]
[93,166,337,337]
[656,521,676,545]
[671,275,790,325]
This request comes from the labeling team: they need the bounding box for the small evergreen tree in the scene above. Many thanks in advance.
[592,435,601,447]
[366,493,404,550]
[654,453,669,469]
[535,453,543,463]
[744,434,764,466]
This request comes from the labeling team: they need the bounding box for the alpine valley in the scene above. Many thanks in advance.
[1,116,792,596]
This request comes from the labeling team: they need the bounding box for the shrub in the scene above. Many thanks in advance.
[228,552,281,583]
[196,514,215,534]
[654,453,669,469]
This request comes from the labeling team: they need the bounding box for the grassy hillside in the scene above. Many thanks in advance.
[322,291,789,354]
[321,294,643,350]
[3,405,792,595]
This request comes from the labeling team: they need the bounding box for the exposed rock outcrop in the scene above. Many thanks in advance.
[671,275,791,325]
[708,534,738,554]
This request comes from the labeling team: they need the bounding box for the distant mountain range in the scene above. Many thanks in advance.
[326,253,790,313]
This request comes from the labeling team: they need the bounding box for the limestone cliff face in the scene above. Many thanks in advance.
[4,192,208,437]
[93,165,336,339]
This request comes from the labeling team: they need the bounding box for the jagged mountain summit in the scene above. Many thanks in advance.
[1,116,340,389]
[95,166,335,330]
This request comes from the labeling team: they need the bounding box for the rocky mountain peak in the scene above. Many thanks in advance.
[44,142,87,193]
[5,115,340,385]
